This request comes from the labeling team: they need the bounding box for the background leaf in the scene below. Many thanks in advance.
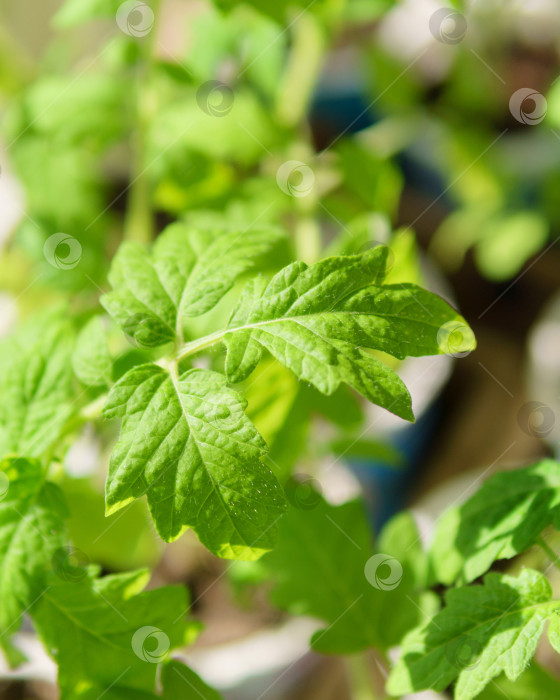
[476,663,560,700]
[0,316,74,458]
[0,457,68,665]
[31,569,198,700]
[261,497,434,653]
[161,660,223,700]
[72,316,112,387]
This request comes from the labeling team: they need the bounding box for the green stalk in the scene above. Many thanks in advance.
[123,0,161,244]
[294,215,322,264]
[347,653,383,700]
[123,115,153,245]
[537,536,560,573]
[47,393,109,458]
[275,11,327,262]
[275,10,326,128]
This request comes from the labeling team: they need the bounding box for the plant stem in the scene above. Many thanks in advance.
[123,120,153,245]
[56,394,108,445]
[347,653,382,700]
[295,215,322,264]
[275,11,326,128]
[80,394,109,422]
[175,329,227,361]
[537,536,560,572]
[123,0,160,244]
[41,393,107,470]
[174,311,326,362]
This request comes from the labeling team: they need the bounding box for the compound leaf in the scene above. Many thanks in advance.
[104,364,286,559]
[387,568,560,700]
[102,240,475,559]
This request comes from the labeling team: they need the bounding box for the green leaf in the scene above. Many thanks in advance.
[72,317,112,387]
[387,568,560,700]
[476,663,560,700]
[101,222,283,347]
[148,88,280,168]
[30,569,198,700]
[475,211,549,282]
[335,139,403,216]
[375,511,440,647]
[102,659,223,700]
[60,475,161,572]
[161,660,223,700]
[326,219,422,286]
[548,613,560,655]
[252,377,364,480]
[102,241,474,559]
[183,5,286,101]
[261,497,433,653]
[262,498,381,653]
[430,460,560,585]
[212,0,331,24]
[103,364,286,558]
[383,228,423,286]
[0,457,68,665]
[0,318,74,458]
[378,511,430,590]
[9,136,106,235]
[328,436,403,465]
[259,386,312,480]
[433,208,549,282]
[224,248,475,421]
[22,74,129,148]
[342,0,398,22]
[243,358,300,448]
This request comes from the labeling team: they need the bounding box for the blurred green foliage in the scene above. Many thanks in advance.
[1,1,559,696]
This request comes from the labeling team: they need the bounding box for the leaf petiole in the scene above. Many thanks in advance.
[346,652,385,700]
[537,536,560,573]
[175,328,228,360]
